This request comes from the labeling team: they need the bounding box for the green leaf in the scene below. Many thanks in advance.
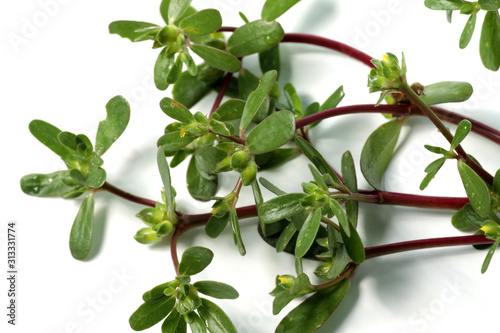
[69,193,95,260]
[213,99,245,121]
[179,9,222,36]
[420,157,446,190]
[209,119,231,136]
[198,298,238,333]
[205,212,230,238]
[273,290,296,315]
[494,168,500,195]
[187,147,226,201]
[172,67,212,108]
[95,96,130,156]
[327,242,351,279]
[481,238,500,273]
[479,0,500,11]
[161,309,182,333]
[168,0,193,22]
[160,98,194,124]
[480,10,500,71]
[238,69,260,100]
[276,223,297,252]
[424,0,468,10]
[342,151,358,228]
[239,70,277,135]
[20,171,83,198]
[129,296,175,331]
[327,225,337,256]
[157,147,176,220]
[69,169,87,186]
[451,203,483,230]
[457,160,491,217]
[86,166,106,188]
[302,102,320,120]
[178,246,214,276]
[284,82,302,114]
[155,47,175,91]
[259,45,281,75]
[420,81,473,105]
[227,20,284,57]
[360,119,403,190]
[108,21,160,42]
[295,137,343,187]
[261,0,301,20]
[424,145,450,155]
[247,111,296,154]
[229,208,246,256]
[290,273,310,297]
[460,14,477,49]
[187,312,206,333]
[255,148,301,171]
[190,44,241,73]
[308,164,328,191]
[167,56,183,84]
[160,0,197,25]
[239,70,270,123]
[175,316,187,333]
[295,208,322,258]
[258,193,307,224]
[275,279,350,333]
[330,199,351,237]
[340,222,365,264]
[29,120,74,161]
[180,52,197,76]
[450,120,472,151]
[259,177,286,196]
[321,86,345,111]
[193,281,239,299]
[157,131,196,152]
[187,157,217,201]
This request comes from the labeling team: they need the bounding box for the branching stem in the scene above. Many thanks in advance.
[400,82,494,184]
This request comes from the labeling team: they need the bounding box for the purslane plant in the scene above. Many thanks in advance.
[20,0,500,332]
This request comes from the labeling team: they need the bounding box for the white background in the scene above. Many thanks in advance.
[2,0,500,332]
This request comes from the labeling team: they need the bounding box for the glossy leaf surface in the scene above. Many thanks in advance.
[258,193,307,224]
[198,298,238,333]
[179,9,222,36]
[193,281,239,299]
[129,296,175,331]
[95,96,130,156]
[178,246,214,276]
[69,194,95,260]
[247,111,295,154]
[275,280,350,333]
[420,81,473,105]
[227,20,284,57]
[261,0,301,21]
[239,70,277,135]
[190,44,241,73]
[360,119,403,190]
[457,161,490,217]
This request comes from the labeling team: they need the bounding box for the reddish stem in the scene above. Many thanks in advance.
[357,190,468,210]
[101,182,156,207]
[365,235,493,260]
[210,72,233,117]
[180,205,258,230]
[218,27,375,68]
[281,33,375,68]
[295,104,500,146]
